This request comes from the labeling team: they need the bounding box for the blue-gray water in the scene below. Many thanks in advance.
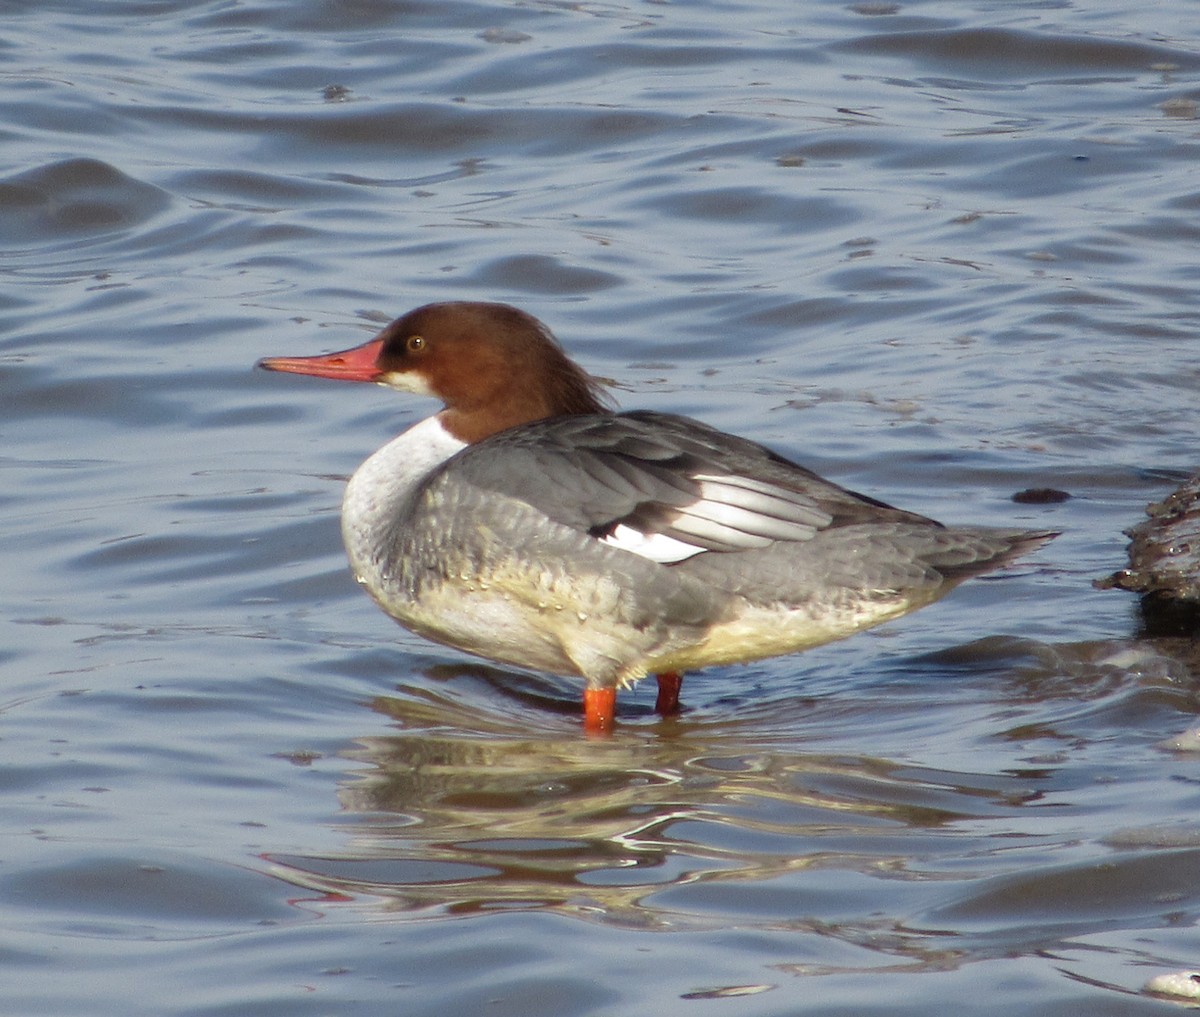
[3,1,1200,1014]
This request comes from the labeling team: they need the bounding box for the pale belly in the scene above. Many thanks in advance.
[641,591,936,676]
[364,569,932,690]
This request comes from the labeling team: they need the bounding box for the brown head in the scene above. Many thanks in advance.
[259,301,612,442]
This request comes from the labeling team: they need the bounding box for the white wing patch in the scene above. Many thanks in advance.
[598,473,830,564]
[695,475,827,531]
[601,523,707,564]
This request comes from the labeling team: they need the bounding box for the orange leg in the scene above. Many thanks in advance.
[654,671,684,716]
[583,686,617,735]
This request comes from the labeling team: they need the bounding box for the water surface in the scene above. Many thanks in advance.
[3,1,1200,1014]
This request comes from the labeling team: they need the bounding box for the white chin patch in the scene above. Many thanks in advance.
[601,523,705,564]
[379,371,436,397]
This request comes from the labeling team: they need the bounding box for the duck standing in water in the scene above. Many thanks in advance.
[261,302,1055,733]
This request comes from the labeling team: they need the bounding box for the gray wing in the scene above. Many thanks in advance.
[418,411,935,563]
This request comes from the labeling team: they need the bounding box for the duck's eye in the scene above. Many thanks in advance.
[406,334,425,353]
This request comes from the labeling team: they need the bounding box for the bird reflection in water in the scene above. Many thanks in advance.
[263,660,1047,939]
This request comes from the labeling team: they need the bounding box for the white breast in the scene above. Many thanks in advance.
[341,414,466,581]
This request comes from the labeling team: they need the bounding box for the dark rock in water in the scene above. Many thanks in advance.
[1013,487,1071,504]
[1098,472,1200,631]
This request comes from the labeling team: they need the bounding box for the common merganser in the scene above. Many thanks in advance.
[260,302,1056,733]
